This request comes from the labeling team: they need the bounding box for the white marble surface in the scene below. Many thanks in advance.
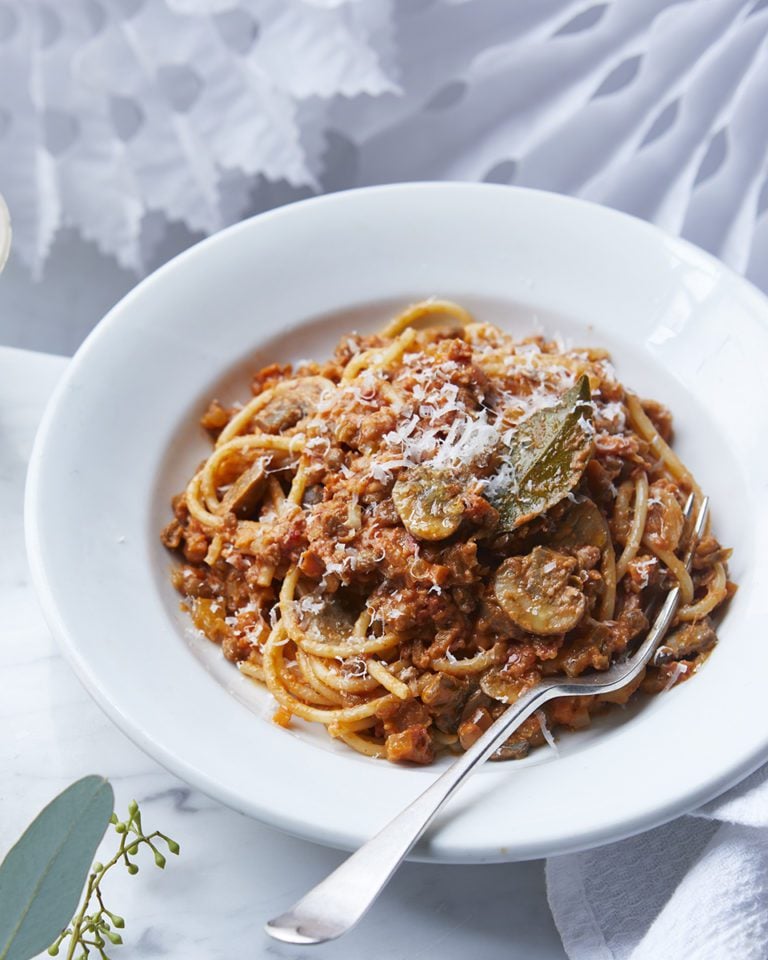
[0,343,567,958]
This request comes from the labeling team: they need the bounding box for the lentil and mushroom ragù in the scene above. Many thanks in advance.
[162,300,734,764]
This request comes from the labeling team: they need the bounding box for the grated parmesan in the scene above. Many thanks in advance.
[663,662,688,692]
[536,710,559,754]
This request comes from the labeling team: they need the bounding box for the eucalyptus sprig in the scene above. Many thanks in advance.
[48,801,180,960]
[0,777,179,960]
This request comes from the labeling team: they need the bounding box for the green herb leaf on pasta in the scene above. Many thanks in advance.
[490,374,594,531]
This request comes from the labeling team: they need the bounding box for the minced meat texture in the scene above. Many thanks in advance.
[163,310,732,764]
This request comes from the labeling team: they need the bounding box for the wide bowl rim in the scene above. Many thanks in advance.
[25,182,768,862]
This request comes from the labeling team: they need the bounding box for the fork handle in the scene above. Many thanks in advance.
[264,683,556,945]
[266,496,709,946]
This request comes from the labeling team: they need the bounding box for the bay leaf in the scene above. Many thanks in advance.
[0,776,114,960]
[491,374,594,530]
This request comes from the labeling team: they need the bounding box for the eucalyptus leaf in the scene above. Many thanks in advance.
[491,375,594,530]
[0,776,114,960]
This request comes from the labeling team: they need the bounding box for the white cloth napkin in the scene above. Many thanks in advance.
[546,764,768,958]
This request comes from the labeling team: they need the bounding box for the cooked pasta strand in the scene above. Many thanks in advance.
[677,563,728,622]
[331,729,385,758]
[263,624,394,724]
[616,473,649,581]
[433,644,505,676]
[165,305,732,766]
[366,659,411,700]
[646,543,695,606]
[626,394,702,501]
[381,299,474,338]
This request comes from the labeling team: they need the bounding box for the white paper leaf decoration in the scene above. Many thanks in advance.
[0,192,10,272]
[0,0,766,293]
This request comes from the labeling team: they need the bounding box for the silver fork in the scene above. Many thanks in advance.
[266,494,708,946]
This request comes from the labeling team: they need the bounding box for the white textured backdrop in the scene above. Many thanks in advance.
[1,0,767,351]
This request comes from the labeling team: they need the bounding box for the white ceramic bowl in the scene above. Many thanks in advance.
[26,184,768,863]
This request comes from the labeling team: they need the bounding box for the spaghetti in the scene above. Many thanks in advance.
[162,301,733,764]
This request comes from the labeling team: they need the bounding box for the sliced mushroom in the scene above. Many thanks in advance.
[392,466,465,541]
[420,672,471,733]
[489,715,544,760]
[490,741,530,761]
[461,706,536,759]
[217,460,268,518]
[493,546,586,636]
[420,672,469,708]
[548,496,611,554]
[460,687,493,723]
[253,376,335,434]
[655,618,717,663]
[479,665,536,704]
[295,588,359,645]
[489,716,545,760]
[544,631,610,677]
[301,484,324,507]
[548,496,616,620]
